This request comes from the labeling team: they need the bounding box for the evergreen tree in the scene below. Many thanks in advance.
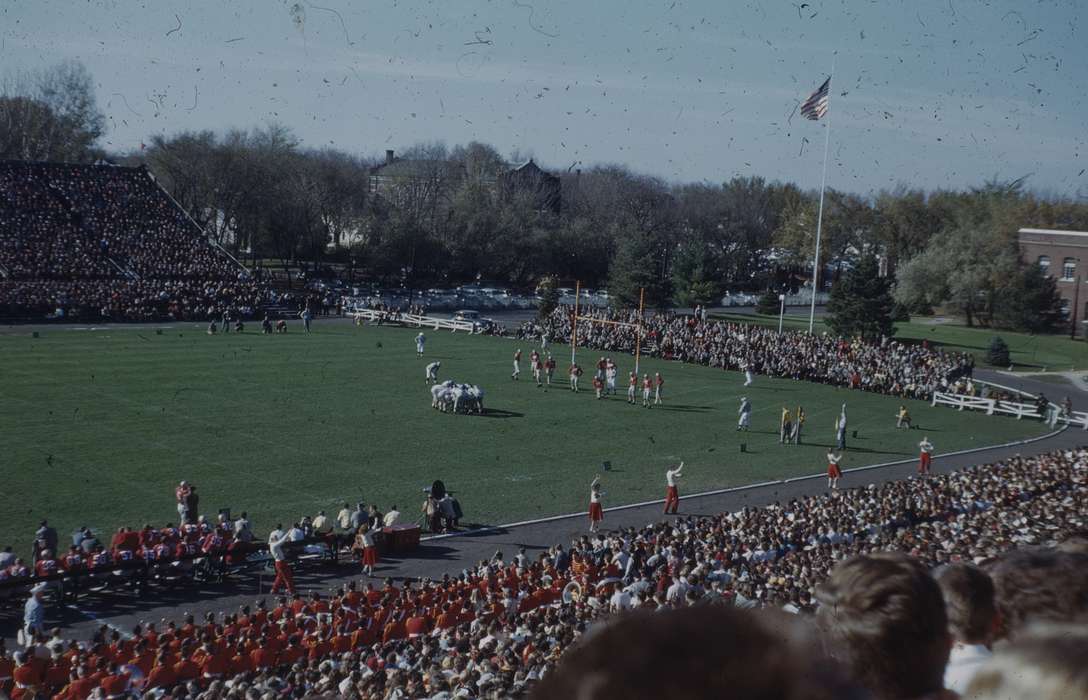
[537,275,560,319]
[826,255,896,340]
[994,263,1066,333]
[755,289,781,315]
[671,243,722,308]
[986,336,1010,366]
[607,230,673,309]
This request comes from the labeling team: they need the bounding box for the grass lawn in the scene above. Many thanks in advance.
[712,311,1088,371]
[0,323,1049,553]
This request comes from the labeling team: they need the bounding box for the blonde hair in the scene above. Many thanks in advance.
[965,623,1088,699]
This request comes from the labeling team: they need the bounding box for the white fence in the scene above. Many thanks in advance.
[931,390,1088,430]
[348,308,478,333]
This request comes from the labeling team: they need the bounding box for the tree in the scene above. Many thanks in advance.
[537,276,560,319]
[607,228,673,309]
[826,255,896,340]
[0,60,105,162]
[755,289,781,315]
[671,241,722,308]
[994,263,1066,333]
[986,336,1010,366]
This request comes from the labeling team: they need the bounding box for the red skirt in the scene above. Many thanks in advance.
[362,546,379,566]
[919,452,932,472]
[588,502,604,522]
[827,463,842,478]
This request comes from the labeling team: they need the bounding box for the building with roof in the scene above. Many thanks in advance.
[1017,227,1088,333]
[498,159,561,214]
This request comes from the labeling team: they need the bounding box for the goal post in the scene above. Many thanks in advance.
[569,281,645,375]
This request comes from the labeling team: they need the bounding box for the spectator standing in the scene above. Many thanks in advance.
[934,564,998,695]
[816,553,953,700]
[23,585,46,643]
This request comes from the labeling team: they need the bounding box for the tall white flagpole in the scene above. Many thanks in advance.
[808,53,836,334]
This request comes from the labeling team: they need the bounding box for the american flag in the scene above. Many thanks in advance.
[800,77,830,120]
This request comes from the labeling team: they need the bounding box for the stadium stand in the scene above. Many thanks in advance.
[0,162,271,322]
[1,449,1084,698]
[526,307,975,400]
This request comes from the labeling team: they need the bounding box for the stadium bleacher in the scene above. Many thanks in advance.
[1,449,1084,698]
[0,162,272,322]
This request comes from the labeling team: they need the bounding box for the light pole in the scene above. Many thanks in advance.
[1071,260,1081,341]
[778,293,787,334]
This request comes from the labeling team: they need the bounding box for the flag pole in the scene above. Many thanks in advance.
[571,280,580,366]
[808,53,836,334]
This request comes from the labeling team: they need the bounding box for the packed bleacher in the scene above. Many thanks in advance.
[0,162,272,321]
[523,307,974,400]
[1,448,1084,699]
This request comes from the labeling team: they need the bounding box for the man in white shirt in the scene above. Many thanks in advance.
[663,461,684,514]
[425,361,441,384]
[609,586,633,612]
[286,522,306,542]
[935,563,997,695]
[383,505,401,528]
[312,510,332,535]
[268,530,295,594]
[665,575,690,603]
[336,504,353,531]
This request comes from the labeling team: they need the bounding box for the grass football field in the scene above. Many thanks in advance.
[1,322,1049,552]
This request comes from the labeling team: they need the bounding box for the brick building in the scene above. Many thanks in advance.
[1017,227,1088,331]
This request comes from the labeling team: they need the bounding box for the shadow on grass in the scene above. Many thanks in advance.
[478,409,524,419]
[658,404,713,412]
[806,442,912,457]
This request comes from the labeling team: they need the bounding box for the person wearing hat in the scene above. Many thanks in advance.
[23,585,46,644]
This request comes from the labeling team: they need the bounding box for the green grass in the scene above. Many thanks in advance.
[712,311,1088,371]
[0,324,1049,553]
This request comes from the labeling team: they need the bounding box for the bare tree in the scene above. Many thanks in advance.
[0,60,105,162]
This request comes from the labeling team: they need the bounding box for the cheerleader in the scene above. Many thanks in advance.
[664,461,684,514]
[826,450,843,489]
[588,475,604,533]
[356,524,379,576]
[918,437,934,475]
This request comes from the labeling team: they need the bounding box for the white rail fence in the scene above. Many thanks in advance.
[931,384,1088,430]
[348,308,478,333]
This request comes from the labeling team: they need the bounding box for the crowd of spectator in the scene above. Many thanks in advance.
[521,307,974,400]
[0,162,273,321]
[1,448,1084,699]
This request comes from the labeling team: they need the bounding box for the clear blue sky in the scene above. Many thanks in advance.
[3,0,1085,196]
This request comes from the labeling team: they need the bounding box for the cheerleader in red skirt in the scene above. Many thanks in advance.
[356,524,378,576]
[826,450,843,490]
[588,475,604,533]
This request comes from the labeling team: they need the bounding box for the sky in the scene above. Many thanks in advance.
[3,0,1086,197]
